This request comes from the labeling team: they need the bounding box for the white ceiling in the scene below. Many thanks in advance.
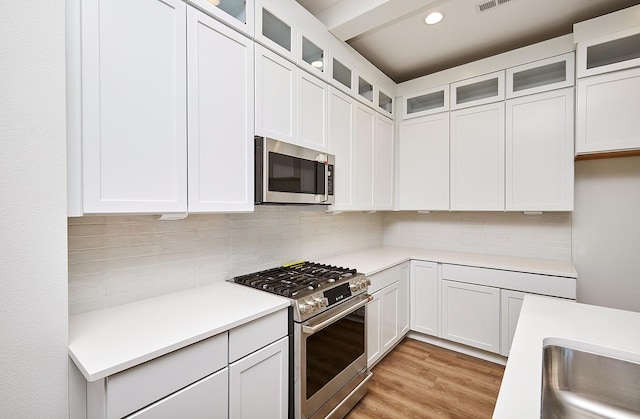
[296,0,640,82]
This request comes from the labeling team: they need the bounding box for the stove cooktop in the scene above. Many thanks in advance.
[231,261,361,299]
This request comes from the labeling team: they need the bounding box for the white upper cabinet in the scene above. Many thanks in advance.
[402,84,449,119]
[506,88,574,211]
[328,87,355,210]
[397,113,449,210]
[297,71,328,151]
[450,71,505,110]
[75,0,188,214]
[187,0,254,37]
[506,53,575,99]
[450,102,505,210]
[353,104,375,209]
[255,44,297,144]
[577,27,640,78]
[255,0,297,62]
[576,67,640,155]
[187,7,254,213]
[373,115,394,210]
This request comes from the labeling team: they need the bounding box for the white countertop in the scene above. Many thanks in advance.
[318,246,577,278]
[68,281,290,382]
[493,296,640,418]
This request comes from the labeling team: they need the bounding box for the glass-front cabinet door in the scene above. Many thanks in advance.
[331,56,354,95]
[187,0,254,36]
[298,30,327,80]
[377,88,393,117]
[255,0,297,61]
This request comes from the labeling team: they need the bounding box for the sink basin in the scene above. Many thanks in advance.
[541,342,640,418]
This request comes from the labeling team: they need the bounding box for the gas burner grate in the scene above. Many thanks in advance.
[232,261,359,298]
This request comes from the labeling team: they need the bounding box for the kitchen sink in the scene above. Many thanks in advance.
[541,342,640,418]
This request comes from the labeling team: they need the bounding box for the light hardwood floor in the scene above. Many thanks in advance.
[347,338,505,419]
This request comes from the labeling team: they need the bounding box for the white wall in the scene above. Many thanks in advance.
[68,208,383,314]
[573,156,640,312]
[0,0,69,417]
[383,211,572,261]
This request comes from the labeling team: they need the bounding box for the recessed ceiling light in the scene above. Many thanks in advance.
[425,11,445,25]
[311,60,324,68]
[207,0,220,5]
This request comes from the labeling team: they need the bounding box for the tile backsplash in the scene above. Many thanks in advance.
[68,208,572,315]
[68,207,383,315]
[383,211,571,261]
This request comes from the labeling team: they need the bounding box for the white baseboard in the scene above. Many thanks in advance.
[406,332,508,366]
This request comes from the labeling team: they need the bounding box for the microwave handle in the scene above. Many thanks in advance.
[323,161,329,202]
[315,154,329,203]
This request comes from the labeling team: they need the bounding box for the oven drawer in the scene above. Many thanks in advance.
[229,308,288,362]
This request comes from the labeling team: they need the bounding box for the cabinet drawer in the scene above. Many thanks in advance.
[229,308,288,362]
[442,264,576,299]
[107,333,227,419]
[368,263,407,294]
[126,368,228,419]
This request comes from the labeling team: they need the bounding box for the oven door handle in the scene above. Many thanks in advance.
[302,294,371,335]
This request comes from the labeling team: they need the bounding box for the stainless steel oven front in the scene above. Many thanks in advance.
[294,293,373,419]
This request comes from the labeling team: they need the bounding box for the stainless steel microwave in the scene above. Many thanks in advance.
[255,136,335,205]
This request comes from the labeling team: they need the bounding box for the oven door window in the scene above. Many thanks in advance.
[305,307,365,399]
[268,152,325,195]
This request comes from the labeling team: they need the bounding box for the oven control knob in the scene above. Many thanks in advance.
[349,283,358,292]
[300,303,313,315]
[312,297,327,308]
[365,278,371,287]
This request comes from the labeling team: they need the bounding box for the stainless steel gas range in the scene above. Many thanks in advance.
[231,261,373,419]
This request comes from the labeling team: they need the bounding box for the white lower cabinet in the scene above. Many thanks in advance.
[79,308,289,419]
[229,337,289,419]
[500,289,526,357]
[366,263,410,367]
[366,293,382,367]
[380,282,400,354]
[440,279,501,354]
[398,263,410,336]
[410,261,439,337]
[128,368,228,419]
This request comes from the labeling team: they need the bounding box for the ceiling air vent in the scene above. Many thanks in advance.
[477,0,497,12]
[477,0,514,13]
